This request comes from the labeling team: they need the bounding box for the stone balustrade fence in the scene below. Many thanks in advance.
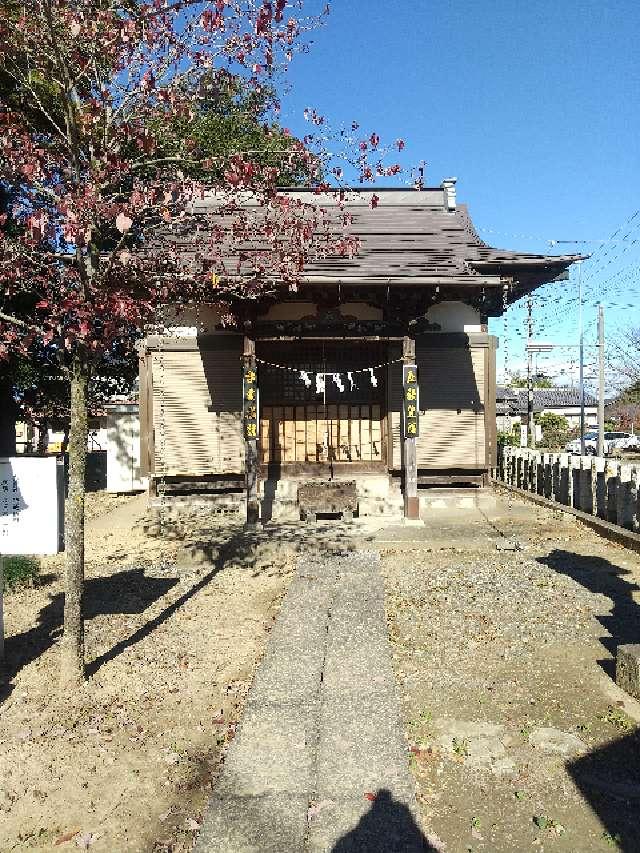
[495,446,640,532]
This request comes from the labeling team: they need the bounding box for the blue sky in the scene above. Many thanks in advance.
[278,0,640,390]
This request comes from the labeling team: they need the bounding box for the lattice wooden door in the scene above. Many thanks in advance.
[257,341,387,465]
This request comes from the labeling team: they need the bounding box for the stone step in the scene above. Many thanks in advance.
[260,475,397,502]
[419,489,496,511]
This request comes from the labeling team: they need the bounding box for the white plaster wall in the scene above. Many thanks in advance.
[162,304,223,335]
[541,406,598,428]
[426,301,482,333]
[161,301,384,332]
[340,303,384,320]
[262,302,316,321]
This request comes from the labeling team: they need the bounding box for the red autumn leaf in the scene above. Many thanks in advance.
[55,829,81,845]
[364,792,377,801]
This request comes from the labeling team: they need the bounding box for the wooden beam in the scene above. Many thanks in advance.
[243,337,260,526]
[485,338,498,472]
[402,336,420,520]
[138,351,150,477]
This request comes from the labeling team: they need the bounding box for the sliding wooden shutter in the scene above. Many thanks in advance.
[391,342,486,469]
[151,340,243,476]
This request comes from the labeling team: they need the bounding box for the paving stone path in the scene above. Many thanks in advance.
[194,550,427,853]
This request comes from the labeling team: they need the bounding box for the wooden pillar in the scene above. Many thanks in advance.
[402,336,419,520]
[243,337,260,526]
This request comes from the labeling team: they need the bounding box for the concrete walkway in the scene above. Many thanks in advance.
[195,550,425,853]
[86,491,148,532]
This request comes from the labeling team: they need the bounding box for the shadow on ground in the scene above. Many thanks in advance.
[3,520,360,701]
[539,549,640,851]
[331,790,437,853]
[3,569,178,685]
[85,565,220,677]
[537,549,640,678]
[568,730,640,852]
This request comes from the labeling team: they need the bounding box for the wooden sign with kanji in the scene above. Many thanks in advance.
[402,364,419,438]
[243,367,259,441]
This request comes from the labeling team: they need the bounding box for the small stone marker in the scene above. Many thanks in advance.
[616,644,640,701]
[495,538,523,552]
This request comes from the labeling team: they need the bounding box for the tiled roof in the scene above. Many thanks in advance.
[181,187,585,306]
[499,386,598,413]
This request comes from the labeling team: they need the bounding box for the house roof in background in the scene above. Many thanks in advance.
[497,386,598,413]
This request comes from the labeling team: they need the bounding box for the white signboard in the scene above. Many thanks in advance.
[106,405,146,493]
[519,425,528,448]
[0,456,64,555]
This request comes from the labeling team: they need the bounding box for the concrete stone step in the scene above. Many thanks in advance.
[419,488,496,511]
[260,475,397,502]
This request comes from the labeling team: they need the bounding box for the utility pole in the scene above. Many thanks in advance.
[578,262,586,455]
[597,304,605,457]
[526,295,535,447]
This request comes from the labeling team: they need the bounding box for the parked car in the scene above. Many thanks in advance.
[565,431,630,456]
[614,433,640,451]
[565,432,599,455]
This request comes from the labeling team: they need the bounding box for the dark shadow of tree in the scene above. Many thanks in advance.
[3,569,178,684]
[536,549,640,678]
[86,564,218,677]
[568,730,640,852]
[331,789,436,853]
[4,518,366,696]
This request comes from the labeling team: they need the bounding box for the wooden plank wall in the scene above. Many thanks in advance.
[151,346,244,476]
[390,344,487,469]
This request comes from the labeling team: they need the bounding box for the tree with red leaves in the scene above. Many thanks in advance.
[0,0,403,687]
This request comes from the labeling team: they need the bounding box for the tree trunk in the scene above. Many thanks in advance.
[37,420,49,453]
[60,354,89,688]
[0,372,17,456]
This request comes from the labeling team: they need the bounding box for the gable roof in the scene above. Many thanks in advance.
[499,386,598,413]
[163,182,586,314]
[267,189,583,297]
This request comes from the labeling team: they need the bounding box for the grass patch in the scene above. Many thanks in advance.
[3,555,40,591]
[598,706,635,733]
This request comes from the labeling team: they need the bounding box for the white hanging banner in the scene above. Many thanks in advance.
[332,373,344,392]
[347,371,354,391]
[315,373,326,395]
[368,368,378,388]
[300,371,312,387]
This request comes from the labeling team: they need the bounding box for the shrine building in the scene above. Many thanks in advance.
[138,180,582,520]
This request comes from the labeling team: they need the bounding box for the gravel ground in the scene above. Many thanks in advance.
[0,493,296,853]
[5,488,640,852]
[381,496,640,853]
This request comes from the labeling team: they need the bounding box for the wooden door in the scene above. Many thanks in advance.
[260,404,384,464]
